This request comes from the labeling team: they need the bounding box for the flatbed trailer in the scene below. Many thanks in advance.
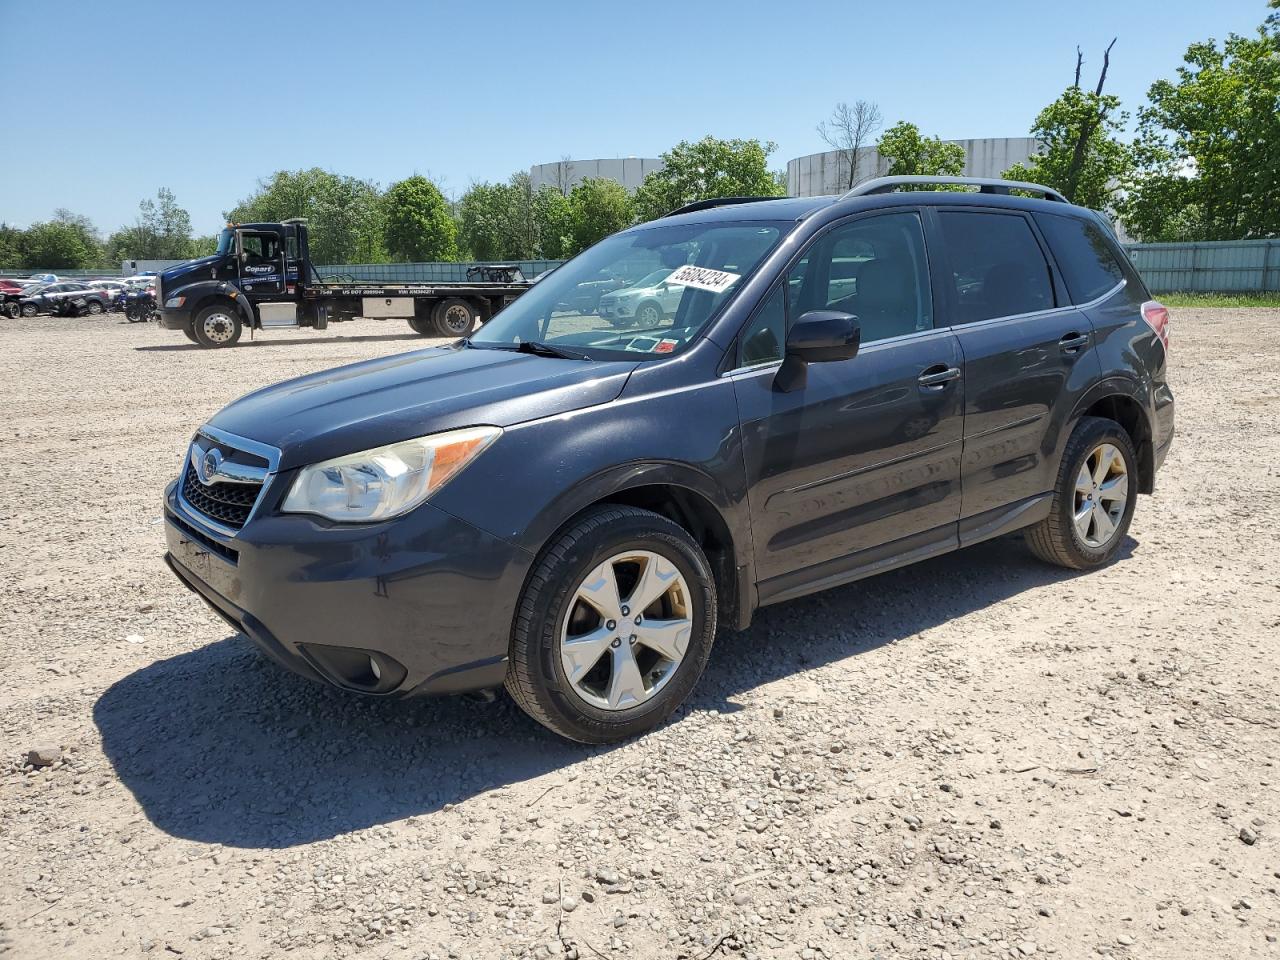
[155,219,536,348]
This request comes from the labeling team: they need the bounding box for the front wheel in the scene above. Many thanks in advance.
[505,505,718,743]
[85,300,104,316]
[1026,416,1138,569]
[20,303,38,318]
[4,302,19,319]
[193,303,243,348]
[633,301,664,327]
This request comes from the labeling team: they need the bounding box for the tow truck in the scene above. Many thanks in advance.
[155,219,534,348]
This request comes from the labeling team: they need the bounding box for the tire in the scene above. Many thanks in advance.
[3,302,18,319]
[505,505,718,744]
[431,297,478,337]
[633,300,664,327]
[182,325,199,343]
[192,302,243,348]
[86,300,104,316]
[408,306,435,336]
[20,303,38,318]
[1026,416,1138,570]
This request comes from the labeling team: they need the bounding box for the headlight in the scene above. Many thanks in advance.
[165,295,186,308]
[281,426,500,523]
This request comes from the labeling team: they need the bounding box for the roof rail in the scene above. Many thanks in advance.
[663,196,790,218]
[842,176,1068,203]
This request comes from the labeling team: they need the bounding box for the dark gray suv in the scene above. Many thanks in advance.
[164,176,1174,743]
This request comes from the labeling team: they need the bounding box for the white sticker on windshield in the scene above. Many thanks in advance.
[665,264,740,294]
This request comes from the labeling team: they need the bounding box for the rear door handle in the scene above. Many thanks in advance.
[1059,332,1090,353]
[918,365,961,389]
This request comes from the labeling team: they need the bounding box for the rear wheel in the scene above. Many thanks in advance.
[1026,416,1137,569]
[505,505,718,743]
[86,300,104,316]
[432,297,478,337]
[20,303,37,318]
[193,303,242,348]
[4,302,20,319]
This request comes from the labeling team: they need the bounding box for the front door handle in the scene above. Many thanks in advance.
[918,365,961,390]
[1059,332,1090,353]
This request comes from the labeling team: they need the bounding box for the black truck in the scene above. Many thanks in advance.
[156,219,533,348]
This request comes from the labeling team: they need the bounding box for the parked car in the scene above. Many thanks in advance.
[596,268,687,327]
[163,176,1175,743]
[19,280,113,317]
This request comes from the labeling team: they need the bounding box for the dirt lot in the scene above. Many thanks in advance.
[1,310,1278,960]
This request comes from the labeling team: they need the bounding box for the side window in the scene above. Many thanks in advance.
[789,212,933,344]
[938,212,1055,323]
[738,284,786,367]
[241,234,265,259]
[1035,213,1126,303]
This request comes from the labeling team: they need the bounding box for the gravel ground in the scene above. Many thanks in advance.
[1,310,1278,960]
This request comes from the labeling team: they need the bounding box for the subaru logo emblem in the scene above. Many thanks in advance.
[198,447,223,485]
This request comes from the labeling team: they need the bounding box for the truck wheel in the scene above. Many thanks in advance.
[432,297,478,337]
[505,505,718,743]
[20,303,38,318]
[182,325,199,343]
[1025,416,1138,570]
[193,303,243,348]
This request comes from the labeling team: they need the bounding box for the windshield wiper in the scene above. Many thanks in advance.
[513,340,593,361]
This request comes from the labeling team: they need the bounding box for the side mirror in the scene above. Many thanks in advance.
[774,310,860,392]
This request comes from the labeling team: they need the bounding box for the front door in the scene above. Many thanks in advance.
[236,229,285,298]
[731,210,966,605]
[930,208,1102,525]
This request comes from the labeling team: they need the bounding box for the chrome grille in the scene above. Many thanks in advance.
[176,428,280,535]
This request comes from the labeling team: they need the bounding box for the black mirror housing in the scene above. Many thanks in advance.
[774,310,860,392]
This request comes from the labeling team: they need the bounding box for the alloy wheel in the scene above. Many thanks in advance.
[559,550,693,711]
[202,312,235,343]
[1073,442,1129,548]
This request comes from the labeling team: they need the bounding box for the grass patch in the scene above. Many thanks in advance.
[1159,291,1280,308]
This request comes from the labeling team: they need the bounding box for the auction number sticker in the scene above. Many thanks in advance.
[665,264,740,294]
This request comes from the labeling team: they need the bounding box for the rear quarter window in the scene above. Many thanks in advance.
[1035,213,1126,303]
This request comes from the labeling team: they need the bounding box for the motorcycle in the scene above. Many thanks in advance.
[122,288,158,324]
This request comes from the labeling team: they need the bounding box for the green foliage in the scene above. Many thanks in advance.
[1003,86,1132,211]
[1159,291,1280,308]
[21,210,103,269]
[567,178,634,254]
[226,168,387,264]
[192,234,219,257]
[458,174,571,261]
[875,123,966,186]
[104,188,200,263]
[384,175,458,262]
[1121,18,1280,241]
[633,137,784,222]
[0,224,26,269]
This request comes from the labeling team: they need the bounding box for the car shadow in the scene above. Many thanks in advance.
[134,331,429,353]
[94,534,1134,848]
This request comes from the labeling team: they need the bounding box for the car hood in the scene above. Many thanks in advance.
[208,342,638,469]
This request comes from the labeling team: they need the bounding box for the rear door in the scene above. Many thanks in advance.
[732,209,966,603]
[931,208,1101,531]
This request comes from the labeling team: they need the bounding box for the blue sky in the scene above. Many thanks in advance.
[0,0,1269,236]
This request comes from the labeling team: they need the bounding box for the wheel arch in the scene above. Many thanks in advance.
[521,465,754,633]
[183,282,255,329]
[1070,378,1156,494]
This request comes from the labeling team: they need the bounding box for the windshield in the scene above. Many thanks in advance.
[215,228,235,255]
[471,220,786,359]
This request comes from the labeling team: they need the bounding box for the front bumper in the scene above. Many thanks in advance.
[158,303,193,331]
[163,479,534,697]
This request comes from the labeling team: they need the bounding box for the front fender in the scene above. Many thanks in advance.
[172,279,255,328]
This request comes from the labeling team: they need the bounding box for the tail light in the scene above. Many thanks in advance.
[1141,300,1170,351]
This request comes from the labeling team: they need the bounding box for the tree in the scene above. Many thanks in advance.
[875,123,966,185]
[0,224,23,269]
[383,175,459,262]
[21,216,100,269]
[1121,14,1280,241]
[457,174,574,260]
[104,188,198,262]
[1003,41,1131,211]
[567,178,634,254]
[226,169,387,264]
[633,136,785,222]
[817,100,883,189]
